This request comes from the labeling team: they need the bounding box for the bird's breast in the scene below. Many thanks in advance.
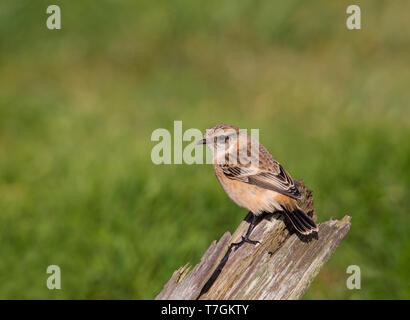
[213,164,283,215]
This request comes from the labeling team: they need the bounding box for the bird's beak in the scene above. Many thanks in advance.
[197,138,207,145]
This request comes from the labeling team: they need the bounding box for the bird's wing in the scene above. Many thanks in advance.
[219,144,302,200]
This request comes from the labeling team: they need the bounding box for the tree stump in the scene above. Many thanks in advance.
[156,180,351,300]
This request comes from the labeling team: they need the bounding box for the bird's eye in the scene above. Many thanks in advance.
[214,134,233,146]
[216,135,228,142]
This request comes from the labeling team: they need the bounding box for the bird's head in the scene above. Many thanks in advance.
[197,124,256,164]
[197,124,239,148]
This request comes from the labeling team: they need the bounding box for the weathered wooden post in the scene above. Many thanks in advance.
[156,181,351,300]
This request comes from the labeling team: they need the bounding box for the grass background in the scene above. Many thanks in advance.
[0,0,409,299]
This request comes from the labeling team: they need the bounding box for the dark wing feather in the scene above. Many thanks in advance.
[247,167,302,199]
[219,142,301,199]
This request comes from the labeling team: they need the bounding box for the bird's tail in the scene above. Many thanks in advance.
[282,205,318,235]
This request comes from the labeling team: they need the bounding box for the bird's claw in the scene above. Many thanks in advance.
[242,236,260,245]
[231,236,260,248]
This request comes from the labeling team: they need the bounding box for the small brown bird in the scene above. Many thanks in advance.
[198,124,318,243]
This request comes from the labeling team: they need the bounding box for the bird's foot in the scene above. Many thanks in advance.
[231,235,260,248]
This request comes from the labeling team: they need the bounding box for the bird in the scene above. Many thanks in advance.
[197,124,318,245]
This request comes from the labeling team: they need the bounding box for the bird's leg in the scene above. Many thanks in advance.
[242,213,260,244]
[232,213,260,247]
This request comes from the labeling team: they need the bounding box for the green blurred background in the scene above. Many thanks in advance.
[0,0,409,299]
